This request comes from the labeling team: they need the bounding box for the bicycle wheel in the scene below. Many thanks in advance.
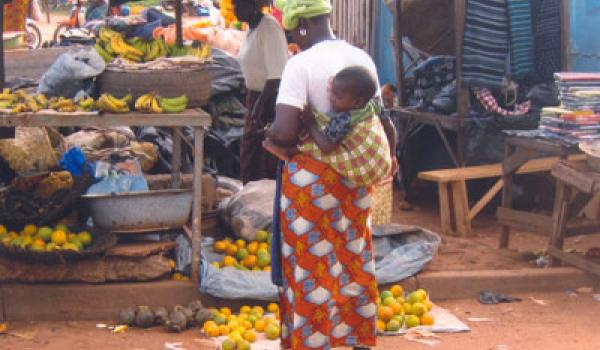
[53,23,70,43]
[25,22,42,49]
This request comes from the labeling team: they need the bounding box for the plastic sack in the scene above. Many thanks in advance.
[38,47,106,98]
[218,179,276,241]
[199,224,441,301]
[86,157,149,194]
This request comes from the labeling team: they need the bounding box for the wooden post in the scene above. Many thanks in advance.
[499,144,516,248]
[394,0,405,106]
[191,127,205,282]
[171,127,182,189]
[454,0,468,166]
[175,0,183,46]
[560,0,571,71]
[0,1,5,90]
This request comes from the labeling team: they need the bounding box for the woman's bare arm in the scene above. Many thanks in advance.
[265,104,304,147]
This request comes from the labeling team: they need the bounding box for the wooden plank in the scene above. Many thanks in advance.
[561,0,571,71]
[547,246,600,276]
[107,242,177,257]
[552,161,596,194]
[497,207,553,235]
[438,182,453,236]
[5,48,70,80]
[432,118,460,167]
[0,109,212,128]
[502,148,540,175]
[505,135,576,155]
[419,155,585,182]
[451,181,472,236]
[500,144,516,248]
[468,178,504,221]
[394,108,461,131]
[191,127,205,282]
[549,182,570,266]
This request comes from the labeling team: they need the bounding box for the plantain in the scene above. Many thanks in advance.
[0,100,13,109]
[35,94,48,108]
[95,42,114,63]
[158,95,188,113]
[78,97,95,111]
[144,40,160,62]
[135,94,154,112]
[0,89,13,101]
[150,96,163,113]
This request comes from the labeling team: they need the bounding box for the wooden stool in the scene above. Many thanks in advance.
[548,160,600,276]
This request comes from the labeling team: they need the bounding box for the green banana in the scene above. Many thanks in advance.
[95,42,113,63]
[159,95,188,113]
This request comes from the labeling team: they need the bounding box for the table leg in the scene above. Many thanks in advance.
[171,127,182,189]
[191,127,205,282]
[549,181,571,267]
[499,145,516,248]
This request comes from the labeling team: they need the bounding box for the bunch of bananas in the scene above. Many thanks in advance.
[135,93,163,113]
[159,95,188,113]
[96,28,170,64]
[97,94,132,113]
[49,97,78,112]
[169,43,211,59]
[0,89,48,114]
[78,97,96,112]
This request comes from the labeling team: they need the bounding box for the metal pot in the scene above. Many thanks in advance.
[81,189,193,233]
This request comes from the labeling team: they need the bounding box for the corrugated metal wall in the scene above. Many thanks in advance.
[331,0,374,52]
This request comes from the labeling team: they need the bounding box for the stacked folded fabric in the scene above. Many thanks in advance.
[555,72,600,111]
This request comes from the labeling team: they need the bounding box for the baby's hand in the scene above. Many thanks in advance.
[300,107,316,126]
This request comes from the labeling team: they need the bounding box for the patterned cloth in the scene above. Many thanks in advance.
[461,0,509,89]
[473,87,532,116]
[278,154,378,350]
[3,0,29,32]
[299,102,391,187]
[507,0,534,78]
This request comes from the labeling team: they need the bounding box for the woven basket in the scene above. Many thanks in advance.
[372,178,393,226]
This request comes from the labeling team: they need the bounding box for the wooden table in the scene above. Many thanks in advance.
[548,160,600,276]
[497,136,581,248]
[0,110,212,281]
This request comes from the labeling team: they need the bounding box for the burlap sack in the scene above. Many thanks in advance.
[0,127,66,175]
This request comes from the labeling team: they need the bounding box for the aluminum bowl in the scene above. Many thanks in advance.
[81,189,193,233]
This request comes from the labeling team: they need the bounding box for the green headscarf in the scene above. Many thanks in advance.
[275,0,332,30]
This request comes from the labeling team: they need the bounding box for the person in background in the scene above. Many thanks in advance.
[382,83,398,109]
[234,0,288,184]
[85,0,109,21]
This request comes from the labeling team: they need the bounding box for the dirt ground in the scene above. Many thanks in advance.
[2,292,600,350]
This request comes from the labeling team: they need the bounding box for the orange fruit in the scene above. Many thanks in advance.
[226,244,238,256]
[220,307,232,316]
[411,303,427,317]
[222,256,236,267]
[240,305,251,314]
[243,329,257,342]
[255,319,266,332]
[390,303,404,315]
[206,324,220,337]
[203,320,217,333]
[267,303,279,313]
[425,299,433,311]
[242,255,257,269]
[421,313,434,326]
[214,240,227,253]
[247,242,259,255]
[235,239,246,249]
[377,306,393,322]
[376,320,386,332]
[219,325,231,336]
[390,285,404,297]
[258,242,269,251]
[51,230,67,245]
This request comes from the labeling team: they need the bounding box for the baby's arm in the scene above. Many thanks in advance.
[301,109,342,154]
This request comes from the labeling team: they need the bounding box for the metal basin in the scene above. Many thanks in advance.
[81,189,193,233]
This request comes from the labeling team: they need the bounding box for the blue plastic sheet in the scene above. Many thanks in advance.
[199,224,441,301]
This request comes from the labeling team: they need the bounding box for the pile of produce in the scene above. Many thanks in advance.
[118,301,211,332]
[96,28,211,64]
[0,223,92,253]
[211,230,272,271]
[377,285,435,332]
[202,303,281,350]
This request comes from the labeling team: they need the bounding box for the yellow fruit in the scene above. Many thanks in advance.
[211,261,221,269]
[376,320,386,332]
[238,313,249,320]
[242,255,257,269]
[228,320,240,330]
[258,243,269,251]
[386,319,401,332]
[214,240,227,253]
[416,288,428,300]
[8,231,18,239]
[380,290,393,302]
[223,256,237,267]
[23,224,37,236]
[403,303,413,315]
[51,230,67,245]
[247,315,258,327]
[67,233,77,242]
[77,231,92,246]
[255,319,266,332]
[235,326,247,335]
[425,299,433,311]
[62,242,80,252]
[219,325,231,336]
[390,285,404,297]
[0,225,7,236]
[243,329,257,343]
[235,239,246,249]
[206,324,220,337]
[264,324,280,340]
[226,244,239,257]
[405,315,421,328]
[240,305,251,314]
[263,266,271,272]
[222,339,236,350]
[220,307,232,316]
[237,340,251,350]
[390,303,404,315]
[267,303,279,314]
[37,227,53,242]
[229,330,243,342]
[421,313,434,326]
[203,320,217,332]
[241,320,252,330]
[236,248,249,261]
[214,313,228,325]
[252,306,264,317]
[247,242,259,255]
[408,291,425,304]
[382,297,396,306]
[411,302,427,317]
[256,250,270,268]
[377,306,393,322]
[396,297,406,304]
[255,230,269,243]
[46,243,57,251]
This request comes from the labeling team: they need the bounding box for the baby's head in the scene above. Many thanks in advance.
[330,66,377,113]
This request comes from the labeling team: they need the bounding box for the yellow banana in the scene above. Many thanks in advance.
[35,94,48,108]
[135,94,152,111]
[150,96,163,113]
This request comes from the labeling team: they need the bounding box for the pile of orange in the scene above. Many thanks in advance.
[376,285,435,332]
[212,231,271,272]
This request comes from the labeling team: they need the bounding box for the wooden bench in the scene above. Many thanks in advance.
[418,155,586,236]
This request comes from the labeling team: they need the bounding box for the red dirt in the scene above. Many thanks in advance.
[2,292,599,350]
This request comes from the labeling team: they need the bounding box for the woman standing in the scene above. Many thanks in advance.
[265,1,390,349]
[235,0,288,183]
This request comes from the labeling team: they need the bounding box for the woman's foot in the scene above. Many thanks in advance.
[353,346,371,350]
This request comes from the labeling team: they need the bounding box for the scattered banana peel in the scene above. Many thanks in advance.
[112,325,129,334]
[404,329,440,347]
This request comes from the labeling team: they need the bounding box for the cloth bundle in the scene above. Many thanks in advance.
[275,0,332,30]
